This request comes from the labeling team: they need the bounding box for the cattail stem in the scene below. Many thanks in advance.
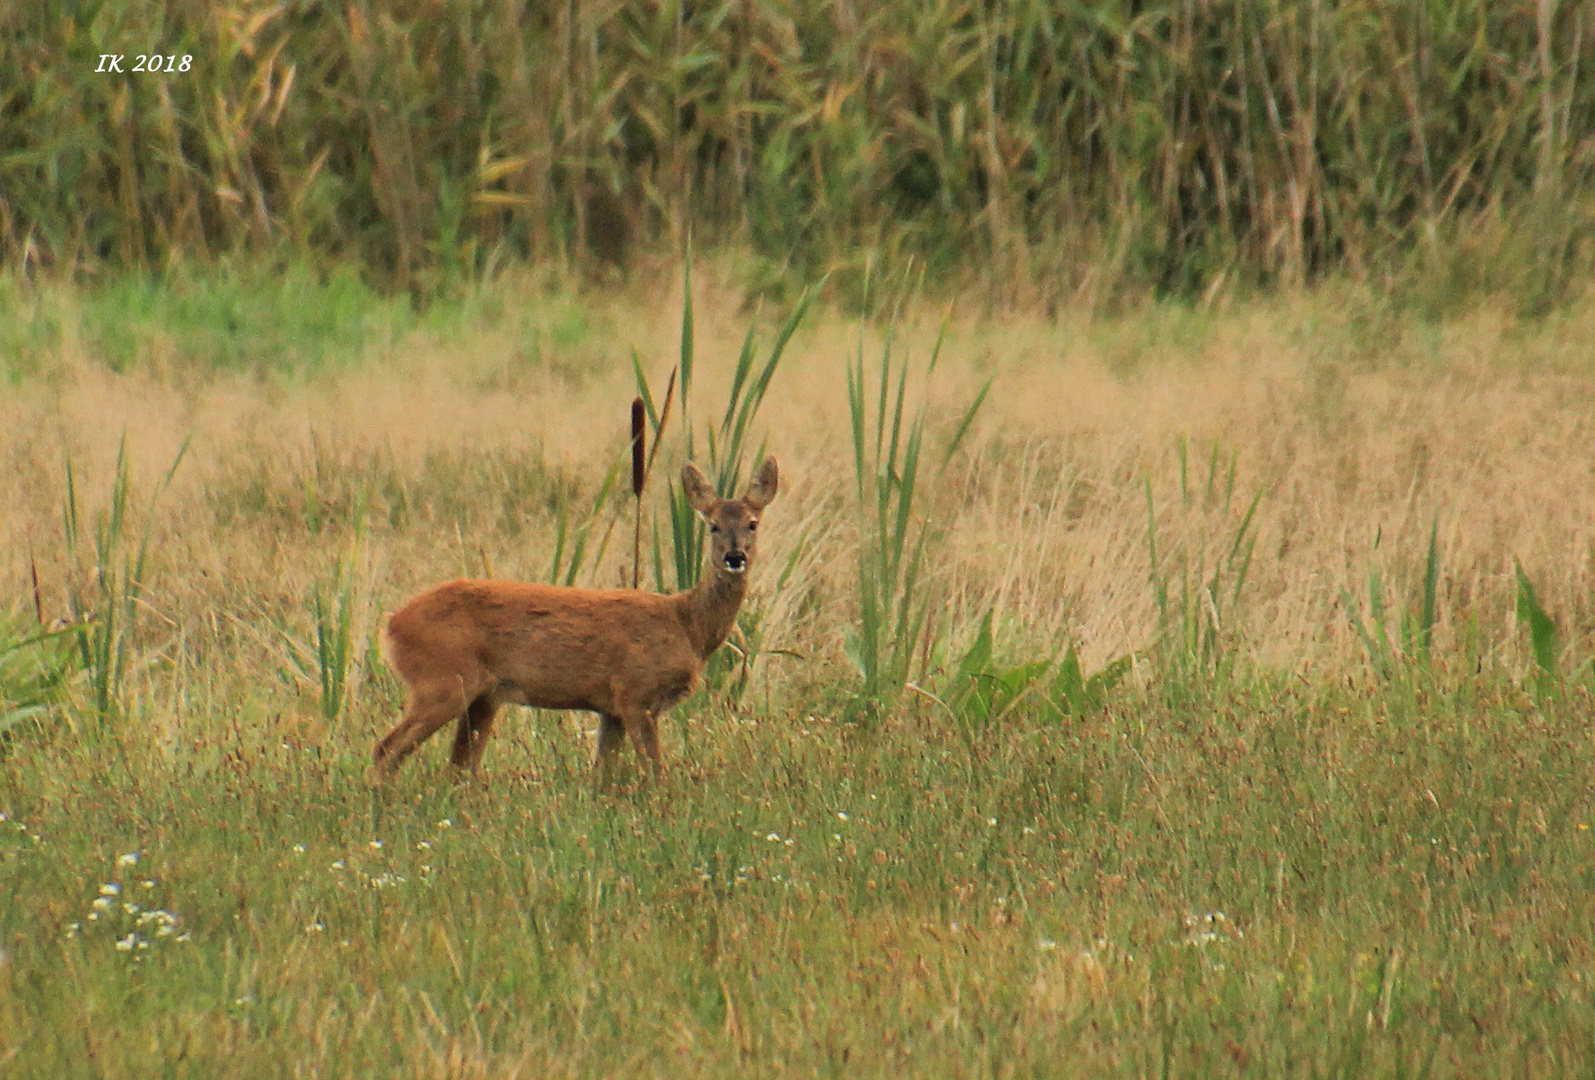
[631,396,646,588]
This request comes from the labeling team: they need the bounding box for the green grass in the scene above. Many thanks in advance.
[3,677,1593,1075]
[79,261,404,375]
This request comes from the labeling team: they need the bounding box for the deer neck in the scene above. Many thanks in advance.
[678,568,748,660]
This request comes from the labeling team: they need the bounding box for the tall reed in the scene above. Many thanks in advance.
[3,2,1591,305]
[845,318,988,723]
[640,256,814,594]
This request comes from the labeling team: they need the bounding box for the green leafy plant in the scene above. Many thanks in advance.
[60,436,189,722]
[1145,438,1260,700]
[0,616,81,741]
[1514,559,1559,698]
[1048,643,1134,719]
[1343,516,1443,682]
[845,316,989,724]
[281,497,371,724]
[941,611,1050,739]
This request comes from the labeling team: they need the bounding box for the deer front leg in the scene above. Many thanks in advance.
[449,694,500,772]
[594,712,629,786]
[620,708,664,775]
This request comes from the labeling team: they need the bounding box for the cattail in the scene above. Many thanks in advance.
[631,397,646,588]
[630,397,646,497]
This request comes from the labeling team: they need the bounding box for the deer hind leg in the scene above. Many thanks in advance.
[449,694,499,772]
[374,681,470,775]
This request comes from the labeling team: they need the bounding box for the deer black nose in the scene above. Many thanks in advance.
[724,550,747,572]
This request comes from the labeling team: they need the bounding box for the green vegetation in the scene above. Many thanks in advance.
[3,2,1593,308]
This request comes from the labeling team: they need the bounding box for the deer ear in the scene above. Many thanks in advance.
[743,456,779,510]
[681,462,718,516]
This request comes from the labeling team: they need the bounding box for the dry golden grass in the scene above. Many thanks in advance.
[4,274,1593,719]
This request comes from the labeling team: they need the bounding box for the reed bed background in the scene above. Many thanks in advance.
[3,267,1595,1072]
[4,0,1595,310]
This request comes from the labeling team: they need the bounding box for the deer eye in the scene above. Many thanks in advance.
[747,521,758,532]
[709,524,721,534]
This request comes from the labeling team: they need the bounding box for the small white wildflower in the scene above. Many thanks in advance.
[122,903,140,916]
[66,923,81,938]
[835,811,851,822]
[986,817,998,827]
[117,852,140,867]
[368,840,384,850]
[1022,826,1037,836]
[87,912,101,922]
[175,932,192,942]
[1038,938,1058,951]
[785,838,794,847]
[292,844,306,854]
[437,818,452,829]
[115,933,137,952]
[765,832,781,842]
[0,812,7,821]
[155,925,174,938]
[416,840,432,851]
[832,833,842,842]
[306,921,326,933]
[141,879,156,889]
[92,897,114,912]
[330,860,345,871]
[137,939,150,950]
[99,883,120,897]
[1183,911,1239,947]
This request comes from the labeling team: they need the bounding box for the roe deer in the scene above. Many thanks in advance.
[374,457,778,780]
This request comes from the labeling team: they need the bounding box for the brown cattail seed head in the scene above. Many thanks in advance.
[630,397,646,497]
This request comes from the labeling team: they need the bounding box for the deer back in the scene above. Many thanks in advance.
[383,579,703,714]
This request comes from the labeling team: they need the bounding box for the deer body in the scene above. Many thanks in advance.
[374,458,777,779]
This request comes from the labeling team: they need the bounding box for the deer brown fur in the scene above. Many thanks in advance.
[374,457,778,780]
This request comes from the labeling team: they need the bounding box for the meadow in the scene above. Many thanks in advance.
[0,259,1593,1077]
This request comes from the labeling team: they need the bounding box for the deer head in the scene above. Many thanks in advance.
[682,457,779,576]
